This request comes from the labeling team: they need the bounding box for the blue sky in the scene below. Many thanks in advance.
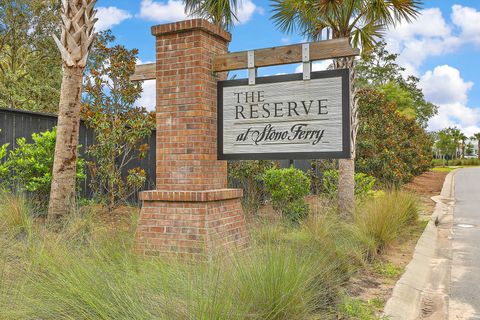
[95,0,480,136]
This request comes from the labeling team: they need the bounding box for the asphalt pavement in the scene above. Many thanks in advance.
[450,168,480,319]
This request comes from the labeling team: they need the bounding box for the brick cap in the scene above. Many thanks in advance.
[151,19,231,42]
[139,188,243,202]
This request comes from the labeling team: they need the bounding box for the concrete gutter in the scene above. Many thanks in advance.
[383,170,456,319]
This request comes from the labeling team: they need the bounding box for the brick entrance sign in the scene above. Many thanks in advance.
[135,19,249,258]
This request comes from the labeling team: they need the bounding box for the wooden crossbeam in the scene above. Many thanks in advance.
[213,38,359,72]
[130,38,359,81]
[130,63,156,81]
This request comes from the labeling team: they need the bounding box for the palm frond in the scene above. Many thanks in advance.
[387,0,422,23]
[271,0,319,37]
[351,21,384,56]
[271,0,421,52]
[184,0,239,29]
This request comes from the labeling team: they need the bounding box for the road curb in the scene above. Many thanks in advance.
[383,170,456,319]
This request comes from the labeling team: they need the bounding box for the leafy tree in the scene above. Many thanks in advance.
[355,42,404,87]
[356,88,432,186]
[48,0,97,219]
[0,0,62,113]
[82,32,155,209]
[435,127,462,162]
[271,0,421,215]
[356,42,438,127]
[379,82,416,120]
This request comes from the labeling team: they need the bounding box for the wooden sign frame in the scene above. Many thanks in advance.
[217,69,351,160]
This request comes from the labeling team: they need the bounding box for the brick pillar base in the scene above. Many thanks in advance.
[135,19,249,258]
[136,190,248,259]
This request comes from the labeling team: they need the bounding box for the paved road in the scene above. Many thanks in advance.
[450,168,480,319]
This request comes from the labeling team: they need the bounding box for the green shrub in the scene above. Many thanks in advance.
[1,128,85,201]
[263,167,311,223]
[323,170,376,200]
[0,142,8,186]
[228,160,276,215]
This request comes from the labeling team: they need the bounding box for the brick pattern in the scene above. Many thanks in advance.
[136,198,249,259]
[136,19,249,258]
[154,19,229,191]
[139,189,243,202]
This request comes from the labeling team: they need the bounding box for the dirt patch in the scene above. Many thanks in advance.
[404,171,448,213]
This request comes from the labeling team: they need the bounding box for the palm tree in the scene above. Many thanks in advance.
[48,0,97,219]
[473,133,480,159]
[460,133,467,159]
[271,0,421,216]
[184,0,239,29]
[450,128,462,160]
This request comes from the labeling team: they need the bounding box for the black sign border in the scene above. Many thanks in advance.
[217,69,351,160]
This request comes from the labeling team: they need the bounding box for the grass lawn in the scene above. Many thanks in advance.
[432,166,462,173]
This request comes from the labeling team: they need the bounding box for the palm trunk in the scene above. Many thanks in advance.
[334,56,357,217]
[48,67,84,219]
[48,0,96,220]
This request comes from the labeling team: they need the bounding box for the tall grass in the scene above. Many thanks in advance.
[0,192,33,238]
[0,191,421,319]
[355,191,419,257]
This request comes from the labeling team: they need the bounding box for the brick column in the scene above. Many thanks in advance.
[135,19,249,258]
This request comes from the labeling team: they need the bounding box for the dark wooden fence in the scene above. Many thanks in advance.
[0,108,319,203]
[0,107,156,201]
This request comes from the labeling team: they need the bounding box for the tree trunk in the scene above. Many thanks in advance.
[335,56,357,218]
[48,66,84,219]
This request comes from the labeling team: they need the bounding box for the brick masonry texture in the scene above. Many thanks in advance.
[136,19,249,258]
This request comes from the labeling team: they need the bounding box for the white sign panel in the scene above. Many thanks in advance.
[218,69,350,160]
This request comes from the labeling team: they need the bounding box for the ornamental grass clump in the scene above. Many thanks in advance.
[233,246,319,319]
[0,191,420,319]
[0,192,33,239]
[355,191,420,256]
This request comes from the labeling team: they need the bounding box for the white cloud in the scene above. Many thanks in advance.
[420,65,473,105]
[383,6,480,134]
[385,8,460,76]
[428,103,480,137]
[451,5,480,46]
[138,0,190,22]
[236,0,262,24]
[281,37,290,44]
[422,65,479,136]
[136,80,156,111]
[295,60,332,73]
[138,0,261,24]
[385,5,480,76]
[96,7,132,31]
